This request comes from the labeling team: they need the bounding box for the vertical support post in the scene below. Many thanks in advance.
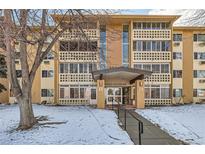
[112,97,114,110]
[138,121,143,145]
[97,80,105,109]
[135,80,145,109]
[117,101,120,119]
[124,106,127,130]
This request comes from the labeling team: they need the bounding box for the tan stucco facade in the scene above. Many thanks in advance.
[1,15,205,107]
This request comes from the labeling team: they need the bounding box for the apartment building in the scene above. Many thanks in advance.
[0,15,205,108]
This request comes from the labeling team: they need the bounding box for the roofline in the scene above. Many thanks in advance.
[174,26,205,30]
[51,14,180,23]
[92,66,152,77]
[110,14,181,19]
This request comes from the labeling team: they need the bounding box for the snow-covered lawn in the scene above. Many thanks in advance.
[136,104,205,145]
[0,104,133,145]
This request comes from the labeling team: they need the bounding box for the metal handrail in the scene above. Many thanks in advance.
[116,103,144,145]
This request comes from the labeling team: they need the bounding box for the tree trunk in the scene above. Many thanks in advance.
[17,85,37,130]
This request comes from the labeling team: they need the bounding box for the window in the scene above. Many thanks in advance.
[88,63,97,73]
[59,63,69,73]
[161,87,170,99]
[80,88,85,98]
[87,22,97,29]
[91,89,96,99]
[133,22,141,29]
[151,85,160,98]
[161,41,170,51]
[152,23,161,29]
[79,41,88,51]
[193,70,205,78]
[135,41,142,51]
[122,25,129,65]
[152,64,160,73]
[194,52,205,59]
[88,41,97,51]
[42,70,53,78]
[70,63,78,73]
[44,52,54,60]
[173,34,182,41]
[173,52,182,59]
[152,41,160,51]
[134,64,142,69]
[60,41,69,51]
[123,25,129,43]
[41,89,54,97]
[161,64,169,73]
[161,22,170,29]
[173,89,182,97]
[194,34,205,42]
[70,88,79,99]
[145,85,170,99]
[16,70,22,78]
[122,44,129,64]
[79,64,84,73]
[100,25,106,68]
[147,41,151,51]
[60,88,64,98]
[79,63,88,73]
[70,41,78,51]
[193,89,205,97]
[143,64,151,71]
[173,70,182,78]
[144,87,150,99]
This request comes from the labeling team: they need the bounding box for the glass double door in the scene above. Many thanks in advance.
[106,88,122,105]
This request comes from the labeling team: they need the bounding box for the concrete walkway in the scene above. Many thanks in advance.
[116,109,185,145]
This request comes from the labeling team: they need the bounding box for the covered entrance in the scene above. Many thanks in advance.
[106,87,122,105]
[92,67,152,109]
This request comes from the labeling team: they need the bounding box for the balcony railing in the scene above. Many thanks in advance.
[133,29,171,40]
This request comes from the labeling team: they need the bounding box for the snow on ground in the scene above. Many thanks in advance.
[0,104,133,145]
[136,104,205,145]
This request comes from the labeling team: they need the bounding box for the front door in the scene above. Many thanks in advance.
[106,88,122,105]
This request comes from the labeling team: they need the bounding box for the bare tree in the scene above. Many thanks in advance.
[1,9,111,130]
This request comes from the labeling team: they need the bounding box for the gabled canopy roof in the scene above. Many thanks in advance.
[92,67,152,86]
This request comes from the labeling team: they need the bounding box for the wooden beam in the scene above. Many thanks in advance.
[130,74,144,84]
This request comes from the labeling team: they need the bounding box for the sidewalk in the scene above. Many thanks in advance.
[116,109,185,145]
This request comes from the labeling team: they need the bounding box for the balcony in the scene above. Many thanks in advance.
[145,73,171,84]
[59,73,94,83]
[59,51,98,62]
[60,29,99,40]
[133,29,171,40]
[133,51,171,62]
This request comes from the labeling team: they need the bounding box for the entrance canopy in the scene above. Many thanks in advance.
[92,67,152,86]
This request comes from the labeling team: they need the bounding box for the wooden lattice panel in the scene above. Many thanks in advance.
[59,51,98,62]
[145,73,171,84]
[60,29,99,40]
[59,73,94,83]
[59,99,89,105]
[133,29,171,40]
[133,52,171,62]
[145,99,172,106]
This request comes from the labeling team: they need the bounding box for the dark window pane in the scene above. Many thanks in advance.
[70,42,78,51]
[60,88,64,98]
[88,41,97,51]
[91,89,96,99]
[60,41,69,51]
[193,34,197,41]
[173,70,182,78]
[16,70,22,78]
[79,42,87,51]
[42,70,47,77]
[80,88,85,98]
